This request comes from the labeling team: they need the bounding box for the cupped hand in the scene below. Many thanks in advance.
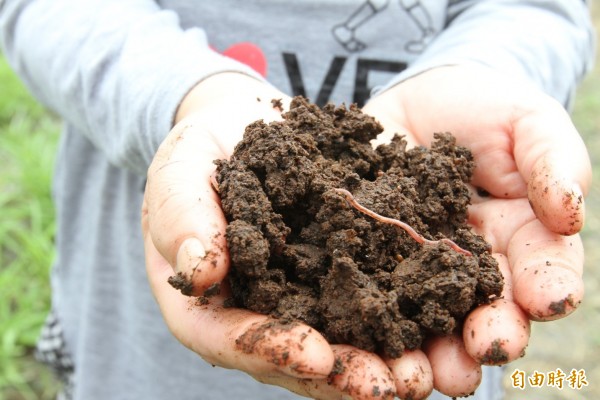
[363,64,591,397]
[141,73,434,399]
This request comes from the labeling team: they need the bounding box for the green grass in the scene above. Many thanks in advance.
[0,55,61,399]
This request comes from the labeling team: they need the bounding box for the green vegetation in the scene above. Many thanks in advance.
[0,55,61,399]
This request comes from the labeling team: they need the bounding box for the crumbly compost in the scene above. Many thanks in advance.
[209,96,503,358]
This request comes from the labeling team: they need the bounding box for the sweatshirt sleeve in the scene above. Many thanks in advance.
[0,0,264,175]
[376,0,595,109]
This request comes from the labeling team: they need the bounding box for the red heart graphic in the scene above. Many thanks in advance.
[222,42,267,77]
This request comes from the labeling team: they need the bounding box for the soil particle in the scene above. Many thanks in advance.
[203,282,221,297]
[480,339,509,364]
[271,98,284,112]
[211,97,503,357]
[328,357,345,383]
[167,272,194,296]
[372,385,381,396]
[549,294,577,316]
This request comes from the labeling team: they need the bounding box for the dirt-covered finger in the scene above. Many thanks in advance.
[145,120,230,295]
[385,349,433,400]
[527,155,588,235]
[424,334,482,398]
[233,319,335,379]
[508,219,584,321]
[508,97,591,235]
[462,253,529,365]
[327,345,396,399]
[463,298,530,365]
[258,345,397,400]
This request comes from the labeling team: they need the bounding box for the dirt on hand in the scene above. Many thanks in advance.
[205,96,503,358]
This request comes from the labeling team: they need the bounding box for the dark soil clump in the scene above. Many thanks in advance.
[212,96,503,358]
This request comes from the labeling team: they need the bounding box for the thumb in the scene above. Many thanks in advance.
[514,96,591,235]
[143,117,231,296]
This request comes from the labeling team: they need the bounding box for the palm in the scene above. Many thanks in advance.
[363,65,589,375]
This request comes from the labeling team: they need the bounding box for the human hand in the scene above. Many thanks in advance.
[363,64,591,397]
[142,73,435,399]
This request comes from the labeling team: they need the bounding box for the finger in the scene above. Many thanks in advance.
[385,350,433,400]
[424,334,482,398]
[145,119,231,295]
[508,219,585,320]
[527,155,588,235]
[467,195,536,255]
[259,345,397,400]
[467,136,529,199]
[145,96,289,295]
[463,254,530,366]
[144,231,334,378]
[327,345,396,399]
[511,97,591,235]
[463,298,530,365]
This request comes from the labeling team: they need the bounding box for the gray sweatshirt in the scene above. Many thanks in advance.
[0,1,594,399]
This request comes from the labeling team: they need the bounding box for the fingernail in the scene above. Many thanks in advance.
[176,237,206,274]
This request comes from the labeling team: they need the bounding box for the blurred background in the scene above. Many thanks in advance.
[0,46,62,399]
[0,3,599,400]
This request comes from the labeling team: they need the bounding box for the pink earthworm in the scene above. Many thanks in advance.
[333,188,473,256]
